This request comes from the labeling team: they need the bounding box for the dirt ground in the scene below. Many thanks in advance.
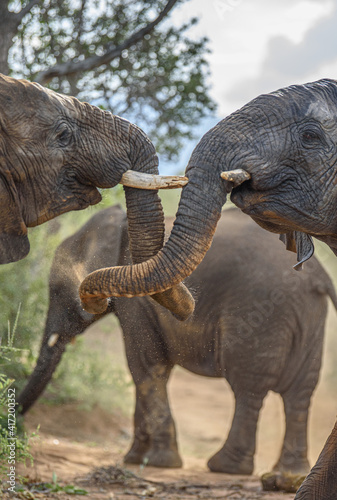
[4,302,337,499]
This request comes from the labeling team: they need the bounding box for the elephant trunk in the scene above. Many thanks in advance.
[80,164,227,303]
[78,107,166,263]
[17,335,67,415]
[77,107,195,320]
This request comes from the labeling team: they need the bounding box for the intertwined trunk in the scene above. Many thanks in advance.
[80,162,228,301]
[76,107,195,319]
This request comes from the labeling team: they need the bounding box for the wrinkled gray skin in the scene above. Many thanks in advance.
[79,80,337,316]
[18,205,337,476]
[5,75,337,495]
[79,80,337,499]
[0,74,163,265]
[0,73,193,320]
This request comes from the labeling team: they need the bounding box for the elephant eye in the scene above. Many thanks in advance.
[56,125,72,147]
[301,128,323,146]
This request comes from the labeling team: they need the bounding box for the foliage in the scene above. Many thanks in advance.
[0,186,123,390]
[0,317,35,494]
[6,0,216,159]
[19,472,88,495]
[48,331,133,413]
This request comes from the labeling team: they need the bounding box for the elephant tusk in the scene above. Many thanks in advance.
[220,169,251,187]
[47,333,59,347]
[120,170,189,190]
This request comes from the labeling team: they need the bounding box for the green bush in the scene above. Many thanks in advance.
[49,333,133,413]
[0,224,62,390]
[0,315,35,495]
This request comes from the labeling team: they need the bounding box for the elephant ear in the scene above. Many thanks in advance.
[0,173,30,264]
[279,231,314,271]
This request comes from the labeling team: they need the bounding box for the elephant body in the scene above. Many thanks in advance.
[18,205,336,475]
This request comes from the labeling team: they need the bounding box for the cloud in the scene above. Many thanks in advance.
[226,0,337,104]
[265,4,337,76]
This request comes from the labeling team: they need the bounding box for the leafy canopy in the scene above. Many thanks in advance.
[7,0,216,159]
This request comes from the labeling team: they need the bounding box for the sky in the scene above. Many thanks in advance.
[161,0,337,173]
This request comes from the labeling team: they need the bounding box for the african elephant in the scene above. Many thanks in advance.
[0,73,193,320]
[4,75,337,495]
[18,205,336,476]
[78,80,337,313]
[75,79,337,498]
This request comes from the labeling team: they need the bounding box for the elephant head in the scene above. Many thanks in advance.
[80,78,337,308]
[228,80,337,259]
[0,74,194,320]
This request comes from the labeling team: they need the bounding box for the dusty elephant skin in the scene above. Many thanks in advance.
[79,80,337,499]
[4,75,337,495]
[79,79,337,311]
[0,73,193,319]
[18,205,337,477]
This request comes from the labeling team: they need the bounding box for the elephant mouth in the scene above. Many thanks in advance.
[231,180,268,214]
[230,181,295,233]
[26,183,102,227]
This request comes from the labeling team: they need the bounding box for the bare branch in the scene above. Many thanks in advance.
[35,0,180,85]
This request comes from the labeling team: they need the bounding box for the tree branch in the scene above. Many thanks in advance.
[35,0,180,85]
[15,0,43,25]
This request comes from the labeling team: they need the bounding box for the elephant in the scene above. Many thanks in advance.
[17,205,337,477]
[75,79,337,499]
[0,73,194,320]
[77,80,337,313]
[4,74,337,496]
[3,74,337,317]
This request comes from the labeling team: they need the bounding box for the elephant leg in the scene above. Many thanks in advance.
[273,388,313,474]
[274,336,323,475]
[123,394,151,463]
[124,364,182,468]
[208,392,266,474]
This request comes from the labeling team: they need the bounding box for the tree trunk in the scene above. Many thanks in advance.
[0,17,15,75]
[0,1,43,76]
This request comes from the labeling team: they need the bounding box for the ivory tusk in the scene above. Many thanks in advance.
[47,333,59,347]
[120,170,188,190]
[221,169,251,187]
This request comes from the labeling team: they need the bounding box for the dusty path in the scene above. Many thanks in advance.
[5,303,337,499]
[14,391,296,500]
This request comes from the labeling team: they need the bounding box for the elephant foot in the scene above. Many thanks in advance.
[273,457,310,475]
[124,451,144,465]
[208,447,254,475]
[124,442,182,468]
[124,439,149,465]
[261,471,306,493]
[145,448,183,468]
